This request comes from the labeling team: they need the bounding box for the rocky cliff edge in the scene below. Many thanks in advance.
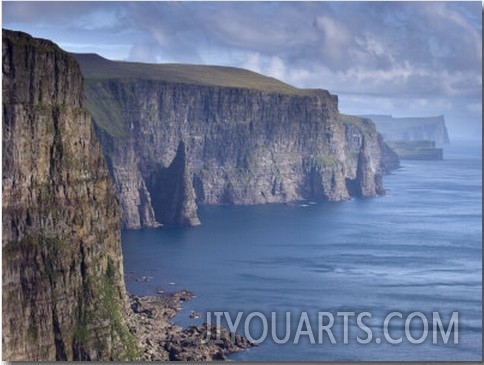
[2,29,256,362]
[75,54,399,229]
[2,29,140,360]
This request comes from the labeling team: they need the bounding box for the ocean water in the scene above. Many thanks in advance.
[122,141,482,361]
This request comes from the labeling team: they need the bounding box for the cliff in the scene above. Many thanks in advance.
[362,114,450,145]
[2,30,138,360]
[75,54,399,229]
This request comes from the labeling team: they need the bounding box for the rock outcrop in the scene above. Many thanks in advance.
[2,29,138,360]
[75,54,398,229]
[126,291,254,361]
[338,114,400,196]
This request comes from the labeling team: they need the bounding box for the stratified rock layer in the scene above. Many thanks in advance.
[75,54,398,229]
[2,30,138,361]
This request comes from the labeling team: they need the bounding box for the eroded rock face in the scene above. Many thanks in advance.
[2,30,138,361]
[76,55,397,229]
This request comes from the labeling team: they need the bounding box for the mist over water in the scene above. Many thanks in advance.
[122,141,482,361]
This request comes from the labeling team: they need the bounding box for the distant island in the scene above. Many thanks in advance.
[361,114,450,160]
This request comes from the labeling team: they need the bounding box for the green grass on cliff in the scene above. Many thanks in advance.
[337,113,365,126]
[337,113,375,133]
[74,53,316,95]
[84,81,127,137]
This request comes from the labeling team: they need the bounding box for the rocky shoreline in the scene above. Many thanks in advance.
[124,290,254,361]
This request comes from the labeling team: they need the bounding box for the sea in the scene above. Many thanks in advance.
[122,141,482,361]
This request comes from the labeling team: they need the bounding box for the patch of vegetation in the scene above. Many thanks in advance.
[74,323,91,343]
[44,236,70,284]
[6,30,64,54]
[339,113,380,147]
[84,81,127,138]
[4,233,71,305]
[338,113,373,133]
[106,258,116,281]
[344,145,358,163]
[34,103,52,113]
[3,235,40,257]
[26,323,38,343]
[101,258,142,360]
[237,153,259,173]
[74,257,141,360]
[314,155,339,169]
[46,236,68,251]
[338,113,363,125]
[196,167,210,179]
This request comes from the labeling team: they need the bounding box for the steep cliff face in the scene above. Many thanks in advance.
[2,30,138,360]
[363,114,450,144]
[76,54,397,229]
[339,114,399,197]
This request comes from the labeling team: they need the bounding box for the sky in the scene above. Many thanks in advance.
[2,1,482,140]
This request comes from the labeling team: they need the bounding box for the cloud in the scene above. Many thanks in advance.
[243,52,262,74]
[2,1,481,139]
[267,56,286,80]
[314,15,351,64]
[128,42,158,63]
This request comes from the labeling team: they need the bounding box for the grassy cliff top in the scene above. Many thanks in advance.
[337,113,376,133]
[73,53,320,95]
[4,29,64,53]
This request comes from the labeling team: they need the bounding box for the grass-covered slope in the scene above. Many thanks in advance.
[74,53,313,95]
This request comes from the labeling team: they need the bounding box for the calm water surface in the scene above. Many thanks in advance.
[122,141,482,361]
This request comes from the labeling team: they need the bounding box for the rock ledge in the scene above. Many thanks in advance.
[125,290,254,361]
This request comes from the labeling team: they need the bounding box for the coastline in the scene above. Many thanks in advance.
[124,290,254,360]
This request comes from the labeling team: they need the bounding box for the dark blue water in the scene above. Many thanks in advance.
[122,141,482,361]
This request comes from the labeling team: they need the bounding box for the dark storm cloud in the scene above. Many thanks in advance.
[3,1,481,138]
